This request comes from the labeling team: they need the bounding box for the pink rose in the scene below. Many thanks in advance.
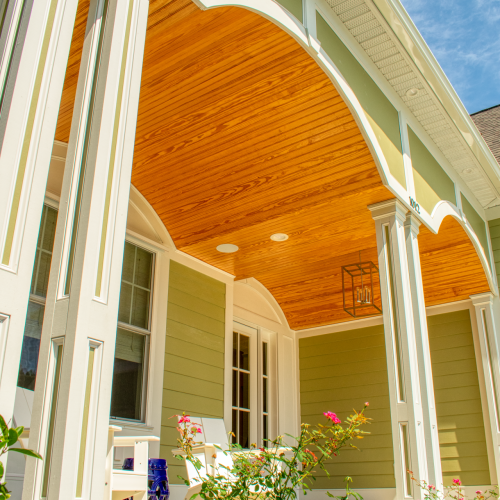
[453,479,462,486]
[179,415,191,423]
[365,402,370,406]
[323,411,341,424]
[476,491,482,495]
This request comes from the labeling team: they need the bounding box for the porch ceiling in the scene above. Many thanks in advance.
[133,0,390,329]
[53,0,490,330]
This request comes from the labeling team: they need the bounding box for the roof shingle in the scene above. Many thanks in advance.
[471,104,500,167]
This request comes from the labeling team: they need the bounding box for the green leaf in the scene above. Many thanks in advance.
[9,448,42,460]
[7,430,18,447]
[0,416,7,440]
[0,461,3,480]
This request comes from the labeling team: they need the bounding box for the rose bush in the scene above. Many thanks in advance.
[411,473,499,500]
[173,404,370,500]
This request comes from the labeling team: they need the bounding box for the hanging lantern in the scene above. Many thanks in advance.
[342,260,382,318]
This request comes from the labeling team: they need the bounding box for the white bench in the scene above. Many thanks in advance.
[106,425,160,500]
[172,417,291,500]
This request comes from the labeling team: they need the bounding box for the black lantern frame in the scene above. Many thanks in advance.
[342,261,382,318]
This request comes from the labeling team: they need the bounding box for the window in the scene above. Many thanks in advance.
[110,241,153,421]
[18,204,58,390]
[231,322,276,448]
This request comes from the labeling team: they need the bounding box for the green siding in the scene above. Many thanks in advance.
[276,0,303,22]
[408,127,456,214]
[161,261,226,483]
[488,218,500,284]
[299,325,395,489]
[316,13,405,188]
[428,310,490,486]
[461,194,490,265]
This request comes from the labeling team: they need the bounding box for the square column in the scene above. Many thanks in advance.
[0,0,82,461]
[22,0,148,498]
[369,199,442,498]
[470,293,500,484]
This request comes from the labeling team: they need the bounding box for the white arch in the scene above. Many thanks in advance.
[235,277,291,330]
[191,0,497,295]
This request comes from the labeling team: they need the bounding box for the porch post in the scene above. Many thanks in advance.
[0,0,80,446]
[470,293,500,484]
[22,0,148,498]
[404,212,443,489]
[369,199,442,498]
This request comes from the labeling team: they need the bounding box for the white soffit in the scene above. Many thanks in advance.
[324,0,500,208]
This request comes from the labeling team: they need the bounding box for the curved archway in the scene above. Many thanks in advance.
[419,216,491,306]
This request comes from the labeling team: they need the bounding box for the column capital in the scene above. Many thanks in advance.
[470,293,495,307]
[404,211,422,236]
[368,198,408,222]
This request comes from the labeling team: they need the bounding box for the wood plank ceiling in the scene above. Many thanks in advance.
[54,0,490,329]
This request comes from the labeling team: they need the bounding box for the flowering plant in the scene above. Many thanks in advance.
[173,404,370,500]
[411,473,499,500]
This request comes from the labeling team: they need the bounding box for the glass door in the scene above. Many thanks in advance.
[232,323,257,448]
[232,321,277,448]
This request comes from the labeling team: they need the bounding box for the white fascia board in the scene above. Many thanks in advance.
[373,0,500,196]
[316,0,489,221]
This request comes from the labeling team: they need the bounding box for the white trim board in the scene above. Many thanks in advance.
[297,299,474,339]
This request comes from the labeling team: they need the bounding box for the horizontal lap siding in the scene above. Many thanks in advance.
[488,219,500,284]
[299,325,395,489]
[161,261,226,483]
[428,310,490,486]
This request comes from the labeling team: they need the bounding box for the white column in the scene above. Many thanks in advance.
[369,199,442,498]
[0,0,80,453]
[405,213,443,489]
[470,293,500,484]
[22,0,148,498]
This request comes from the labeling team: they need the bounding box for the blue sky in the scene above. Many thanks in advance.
[399,0,500,114]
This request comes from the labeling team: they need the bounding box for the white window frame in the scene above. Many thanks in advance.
[110,237,155,424]
[231,319,277,448]
[17,202,58,391]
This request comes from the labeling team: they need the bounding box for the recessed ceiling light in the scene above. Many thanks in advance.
[270,233,289,242]
[216,244,239,253]
[463,168,474,175]
[406,88,419,98]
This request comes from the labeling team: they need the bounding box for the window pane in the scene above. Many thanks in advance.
[233,332,238,368]
[134,247,152,289]
[131,286,150,329]
[114,328,145,363]
[110,329,146,420]
[118,282,132,324]
[118,242,153,330]
[239,371,249,409]
[232,410,237,444]
[18,302,44,390]
[31,205,58,298]
[239,334,249,371]
[262,342,268,376]
[263,377,268,413]
[239,411,249,449]
[122,242,135,283]
[263,414,268,446]
[33,251,51,298]
[41,206,57,251]
[232,369,237,407]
